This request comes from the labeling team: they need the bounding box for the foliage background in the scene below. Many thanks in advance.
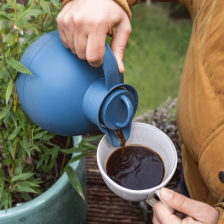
[0,0,98,212]
[113,3,192,116]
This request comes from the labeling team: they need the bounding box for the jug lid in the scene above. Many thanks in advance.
[100,88,136,130]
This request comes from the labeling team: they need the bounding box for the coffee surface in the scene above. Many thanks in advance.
[106,145,164,190]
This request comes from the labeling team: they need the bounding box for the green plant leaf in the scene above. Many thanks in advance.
[65,165,85,200]
[17,107,24,130]
[6,58,33,76]
[43,154,49,165]
[39,144,49,152]
[5,48,10,58]
[5,80,13,105]
[20,9,45,22]
[0,180,4,202]
[32,187,42,194]
[0,11,11,21]
[0,169,4,178]
[44,146,60,154]
[8,193,12,208]
[3,160,14,165]
[0,105,11,120]
[33,131,45,139]
[81,142,97,151]
[51,153,58,161]
[4,192,9,213]
[31,26,39,36]
[7,0,16,7]
[82,135,103,142]
[23,33,29,44]
[17,184,37,193]
[36,155,45,168]
[68,153,89,164]
[7,140,14,156]
[44,158,56,172]
[25,0,34,9]
[25,147,31,158]
[12,137,20,147]
[42,135,54,140]
[22,137,28,149]
[51,0,59,7]
[17,0,34,21]
[61,147,90,154]
[33,127,42,132]
[19,181,40,187]
[12,173,35,181]
[14,21,24,31]
[39,1,51,14]
[8,126,21,140]
[10,111,17,128]
[15,157,23,175]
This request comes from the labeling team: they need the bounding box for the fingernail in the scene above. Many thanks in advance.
[89,60,103,68]
[161,188,173,200]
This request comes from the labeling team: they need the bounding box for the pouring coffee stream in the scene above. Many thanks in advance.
[114,128,126,156]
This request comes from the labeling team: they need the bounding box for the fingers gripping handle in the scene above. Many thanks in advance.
[146,189,175,214]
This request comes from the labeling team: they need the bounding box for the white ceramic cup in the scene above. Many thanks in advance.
[97,122,177,212]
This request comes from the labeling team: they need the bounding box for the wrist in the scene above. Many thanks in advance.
[61,0,132,20]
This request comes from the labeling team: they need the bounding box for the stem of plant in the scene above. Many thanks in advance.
[59,136,70,177]
[11,143,18,175]
[0,0,4,10]
[0,130,16,167]
[24,17,42,29]
[13,87,18,113]
[15,33,19,57]
[40,14,48,31]
[0,32,13,80]
[15,3,17,21]
[2,25,14,39]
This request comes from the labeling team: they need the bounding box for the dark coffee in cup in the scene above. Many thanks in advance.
[106,145,165,190]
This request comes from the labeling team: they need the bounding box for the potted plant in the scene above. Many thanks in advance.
[0,0,100,223]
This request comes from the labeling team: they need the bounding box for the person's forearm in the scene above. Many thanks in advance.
[153,0,179,2]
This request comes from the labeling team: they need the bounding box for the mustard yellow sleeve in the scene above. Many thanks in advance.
[214,203,224,224]
[112,0,141,20]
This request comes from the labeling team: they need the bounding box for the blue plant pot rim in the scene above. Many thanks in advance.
[0,136,82,220]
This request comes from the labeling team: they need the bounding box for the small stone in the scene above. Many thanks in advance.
[219,171,224,183]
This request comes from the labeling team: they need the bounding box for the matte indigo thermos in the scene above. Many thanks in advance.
[16,30,138,147]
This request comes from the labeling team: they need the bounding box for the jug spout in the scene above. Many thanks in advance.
[104,125,132,147]
[83,78,138,147]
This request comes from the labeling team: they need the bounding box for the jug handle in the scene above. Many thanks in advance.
[116,95,133,128]
[102,43,122,91]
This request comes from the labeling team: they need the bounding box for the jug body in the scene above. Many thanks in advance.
[16,30,138,146]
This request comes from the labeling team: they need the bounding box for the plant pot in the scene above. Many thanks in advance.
[0,136,87,224]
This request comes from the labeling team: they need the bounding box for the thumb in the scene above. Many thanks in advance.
[160,188,217,222]
[110,20,132,73]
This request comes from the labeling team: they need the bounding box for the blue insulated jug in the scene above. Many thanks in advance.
[16,30,138,147]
